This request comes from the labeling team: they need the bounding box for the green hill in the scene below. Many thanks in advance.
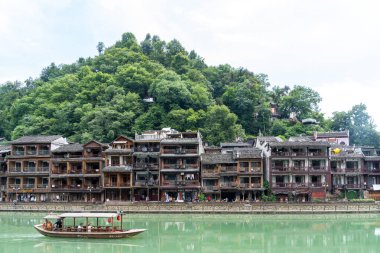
[0,32,378,146]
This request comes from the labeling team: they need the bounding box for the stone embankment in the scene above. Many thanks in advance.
[0,202,379,214]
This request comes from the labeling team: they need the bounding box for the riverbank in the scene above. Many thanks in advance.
[0,202,379,214]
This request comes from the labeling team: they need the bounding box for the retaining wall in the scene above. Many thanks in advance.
[0,202,379,214]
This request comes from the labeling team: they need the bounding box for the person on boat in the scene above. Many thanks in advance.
[87,223,92,233]
[46,220,53,231]
[77,223,83,232]
[54,218,63,230]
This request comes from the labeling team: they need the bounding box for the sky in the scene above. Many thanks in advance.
[1,0,380,127]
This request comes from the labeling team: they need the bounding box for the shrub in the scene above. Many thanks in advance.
[261,194,276,202]
[349,198,375,203]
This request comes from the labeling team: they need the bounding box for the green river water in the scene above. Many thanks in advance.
[0,212,379,253]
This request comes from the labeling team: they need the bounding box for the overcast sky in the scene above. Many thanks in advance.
[1,0,379,127]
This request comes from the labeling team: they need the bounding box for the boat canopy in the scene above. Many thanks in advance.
[44,213,120,219]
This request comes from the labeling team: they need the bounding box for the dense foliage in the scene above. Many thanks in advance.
[0,32,379,146]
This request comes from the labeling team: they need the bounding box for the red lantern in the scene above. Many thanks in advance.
[107,217,112,223]
[116,215,121,221]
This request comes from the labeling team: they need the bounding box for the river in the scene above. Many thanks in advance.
[0,212,379,253]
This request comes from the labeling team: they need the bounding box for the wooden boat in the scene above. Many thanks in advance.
[34,212,146,239]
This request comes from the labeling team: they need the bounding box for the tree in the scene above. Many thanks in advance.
[149,71,192,111]
[115,63,154,97]
[96,42,105,55]
[200,105,245,145]
[222,82,270,134]
[331,103,380,147]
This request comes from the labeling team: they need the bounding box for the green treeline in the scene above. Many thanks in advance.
[0,32,379,146]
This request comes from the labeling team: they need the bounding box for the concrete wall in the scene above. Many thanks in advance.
[1,202,379,214]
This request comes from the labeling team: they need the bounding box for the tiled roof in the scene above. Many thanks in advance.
[204,146,221,150]
[256,136,282,143]
[288,136,312,142]
[315,131,349,138]
[52,144,83,153]
[0,145,11,153]
[220,142,252,148]
[270,141,330,147]
[233,148,262,159]
[11,135,62,144]
[201,153,236,164]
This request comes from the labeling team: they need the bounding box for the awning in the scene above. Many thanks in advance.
[44,213,120,219]
[373,184,380,191]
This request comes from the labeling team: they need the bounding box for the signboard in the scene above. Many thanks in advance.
[312,192,326,199]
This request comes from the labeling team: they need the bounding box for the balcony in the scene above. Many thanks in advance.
[26,150,37,155]
[271,152,290,157]
[345,168,361,173]
[51,168,68,174]
[182,149,198,154]
[252,167,262,173]
[366,168,380,174]
[180,180,199,186]
[68,169,83,174]
[272,167,290,173]
[220,166,237,173]
[23,167,36,173]
[203,186,219,191]
[9,167,22,173]
[14,151,25,156]
[135,134,162,141]
[38,167,50,173]
[272,182,293,188]
[308,152,327,157]
[251,183,262,188]
[239,167,250,173]
[161,180,176,186]
[134,146,160,152]
[104,182,131,187]
[21,166,49,173]
[134,163,159,170]
[293,183,308,188]
[162,164,179,169]
[220,182,238,188]
[85,169,100,174]
[51,184,102,191]
[291,167,308,173]
[38,150,50,155]
[331,168,344,173]
[346,184,362,189]
[309,182,323,187]
[135,180,159,187]
[239,183,262,188]
[272,183,310,188]
[162,149,198,155]
[202,169,219,177]
[23,184,36,189]
[185,163,199,169]
[8,184,21,190]
[239,167,262,173]
[309,166,327,172]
